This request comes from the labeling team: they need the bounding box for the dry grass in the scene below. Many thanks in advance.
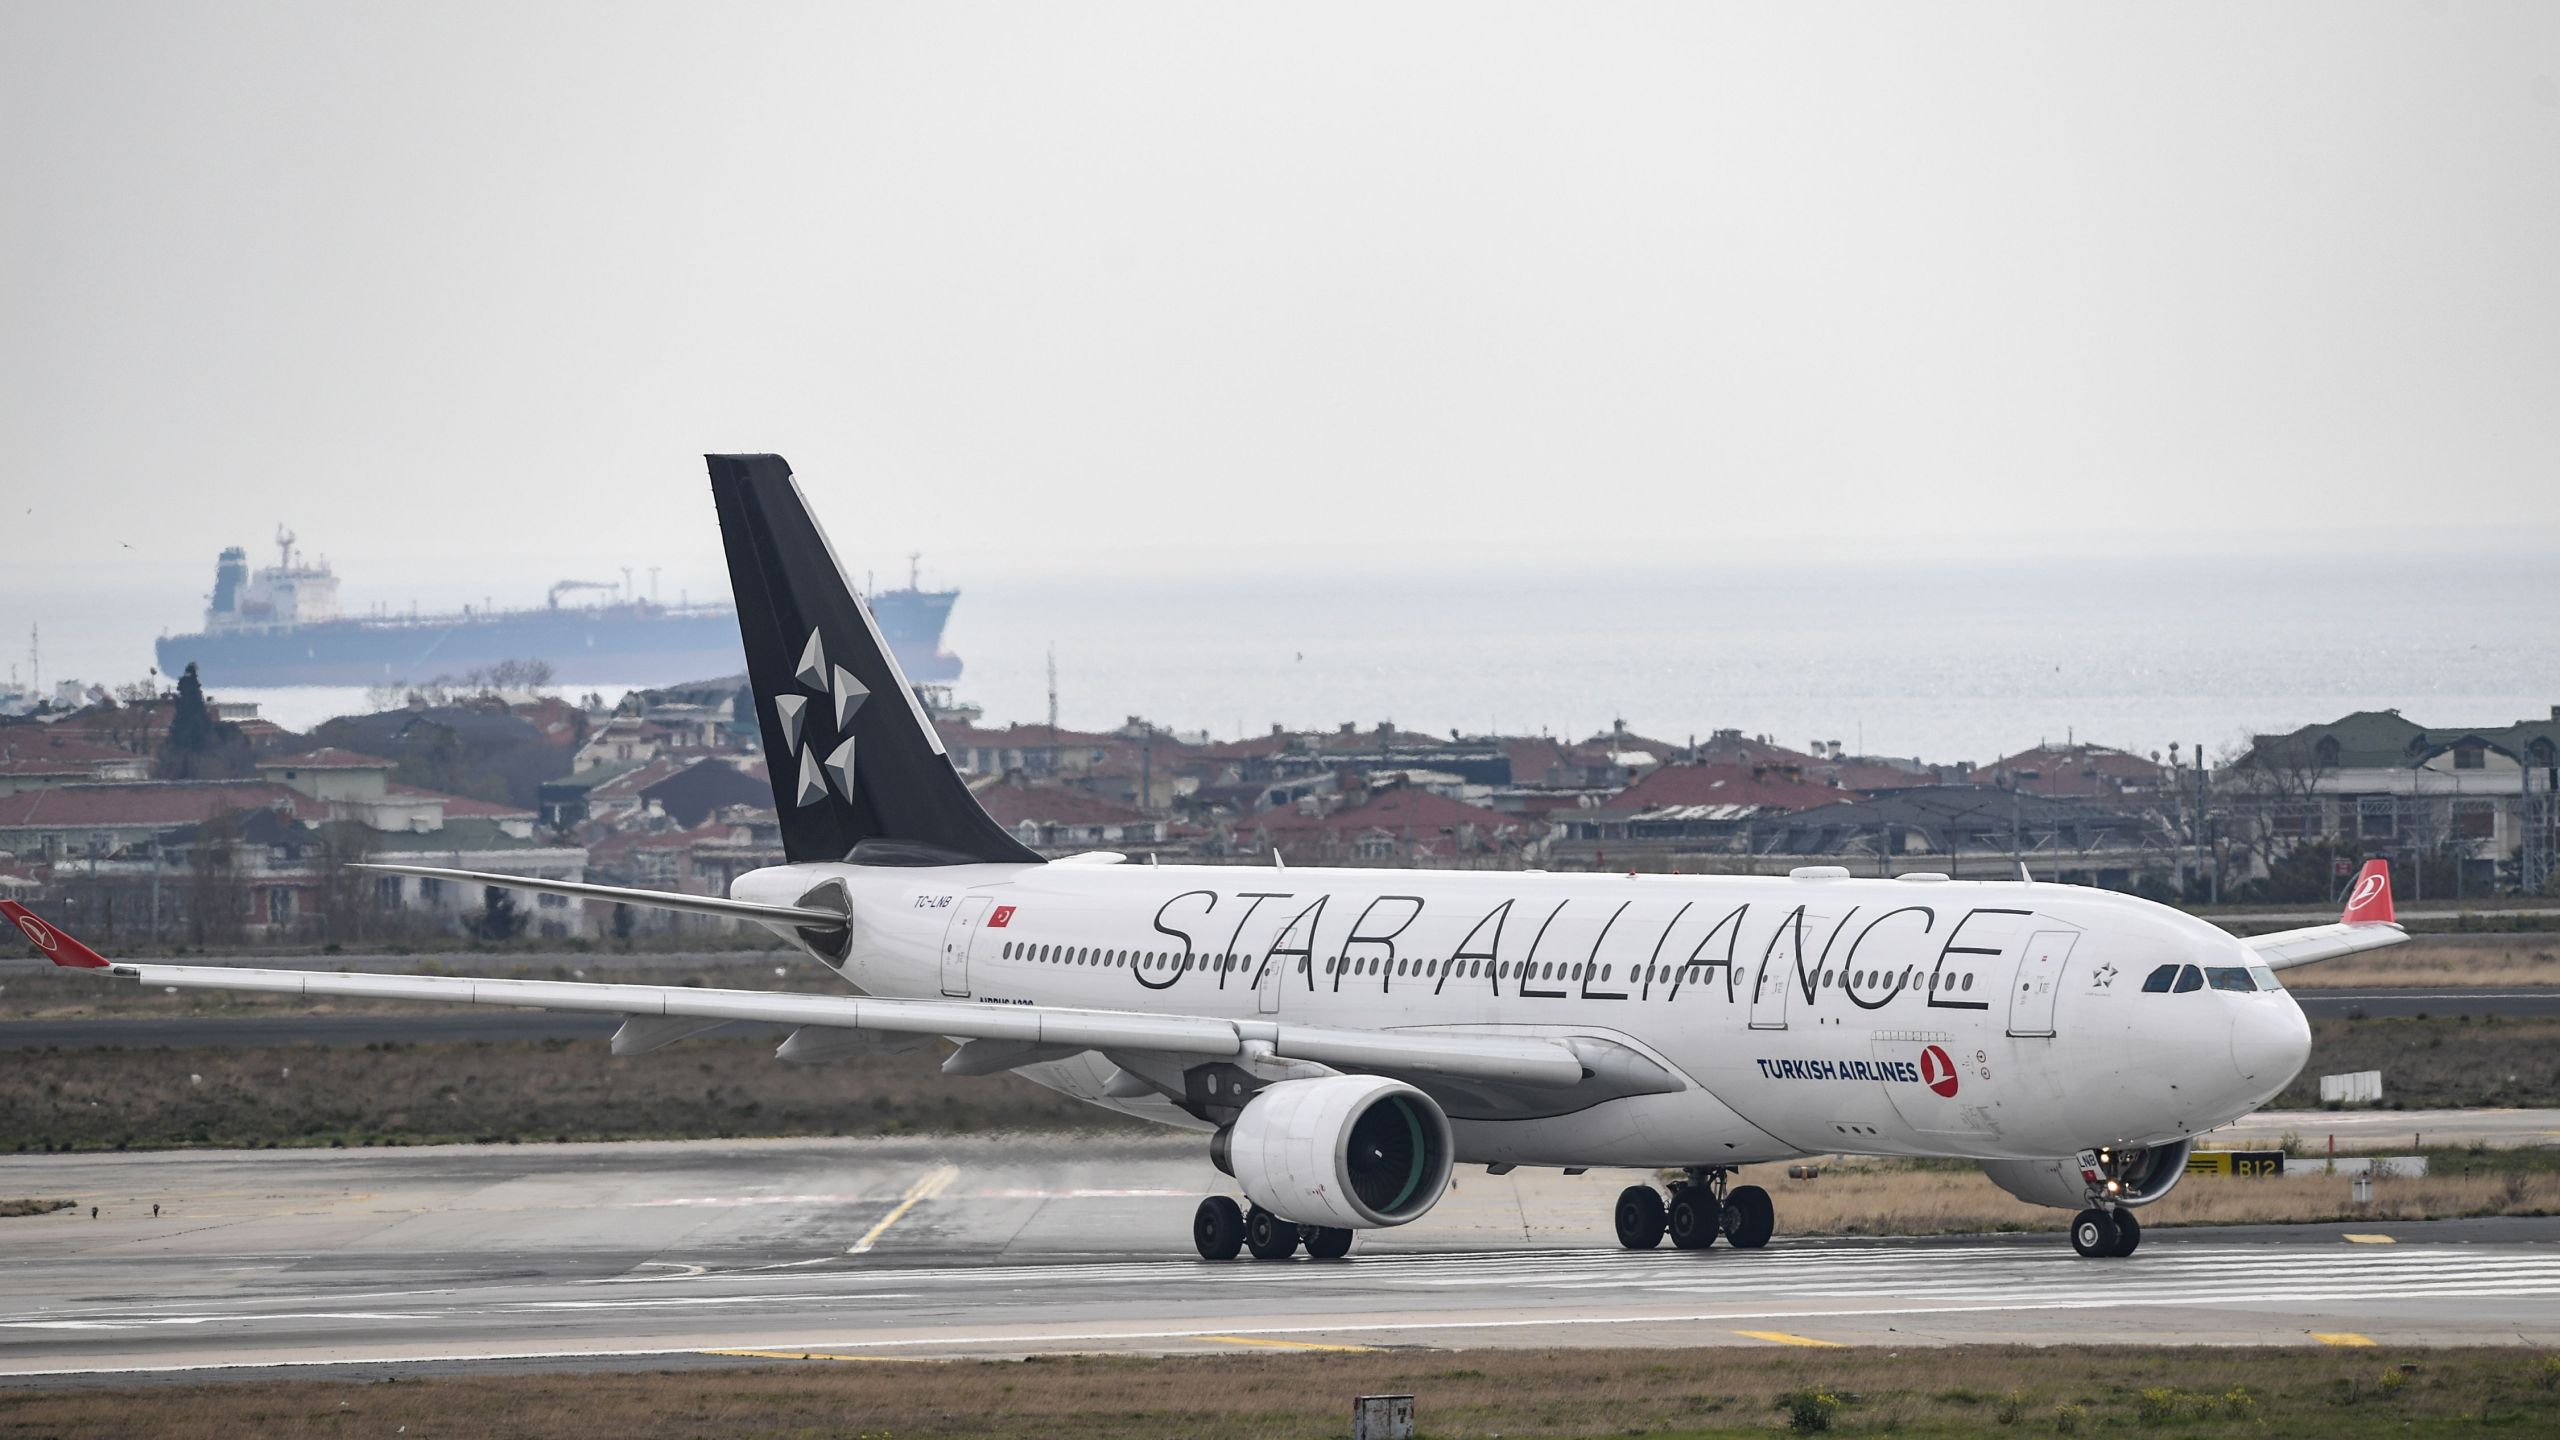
[0,1198,72,1218]
[2280,935,2560,989]
[3,1036,1145,1152]
[2275,1014,2560,1108]
[1,1346,2553,1438]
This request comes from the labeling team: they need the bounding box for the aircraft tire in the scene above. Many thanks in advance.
[1668,1186,1722,1250]
[1724,1185,1775,1249]
[1193,1196,1244,1260]
[1245,1205,1302,1261]
[2107,1208,2142,1258]
[1304,1225,1355,1260]
[2069,1208,2120,1258]
[1614,1185,1668,1250]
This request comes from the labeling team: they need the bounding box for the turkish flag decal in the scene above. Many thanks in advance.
[988,905,1015,928]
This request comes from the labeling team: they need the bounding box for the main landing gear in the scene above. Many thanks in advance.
[1614,1169,1774,1252]
[2070,1206,2141,1258]
[1193,1196,1354,1261]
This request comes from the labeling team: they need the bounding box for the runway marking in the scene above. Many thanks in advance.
[848,1165,958,1255]
[2343,1235,2397,1244]
[1735,1330,1844,1347]
[701,1348,928,1363]
[1201,1335,1378,1352]
[2313,1332,2376,1346]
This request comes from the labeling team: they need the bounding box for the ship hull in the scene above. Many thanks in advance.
[157,609,962,688]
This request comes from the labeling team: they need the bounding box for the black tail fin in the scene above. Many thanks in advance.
[707,454,1040,867]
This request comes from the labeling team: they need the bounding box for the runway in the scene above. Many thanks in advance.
[3,1135,2554,1383]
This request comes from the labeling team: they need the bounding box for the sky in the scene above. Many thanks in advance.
[4,3,2558,687]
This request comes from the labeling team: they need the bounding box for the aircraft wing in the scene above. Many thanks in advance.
[351,863,844,928]
[2243,857,2410,972]
[0,900,1584,1088]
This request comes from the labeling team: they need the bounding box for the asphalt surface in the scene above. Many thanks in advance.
[1,1134,2554,1384]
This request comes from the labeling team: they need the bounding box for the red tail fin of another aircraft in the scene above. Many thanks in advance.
[2340,858,2395,926]
[0,901,112,968]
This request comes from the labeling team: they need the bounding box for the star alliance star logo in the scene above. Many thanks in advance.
[773,627,869,808]
[2090,963,2118,989]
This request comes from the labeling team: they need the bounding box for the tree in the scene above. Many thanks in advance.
[167,664,215,754]
[474,886,528,943]
[157,663,252,780]
[313,822,375,945]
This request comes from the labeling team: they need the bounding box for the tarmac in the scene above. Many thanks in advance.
[2,1131,2555,1385]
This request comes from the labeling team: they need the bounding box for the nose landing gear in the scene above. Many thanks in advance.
[2070,1206,2141,1258]
[1615,1170,1775,1252]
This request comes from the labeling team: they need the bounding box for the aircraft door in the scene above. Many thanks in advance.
[940,895,990,997]
[1256,949,1282,1014]
[2006,929,2078,1037]
[1750,910,1817,1031]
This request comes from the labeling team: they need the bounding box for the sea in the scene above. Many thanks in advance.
[8,552,2556,766]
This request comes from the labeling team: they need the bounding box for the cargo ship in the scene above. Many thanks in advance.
[154,531,964,687]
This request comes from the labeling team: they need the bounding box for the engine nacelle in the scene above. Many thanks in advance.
[1212,1075,1453,1229]
[1980,1139,2193,1211]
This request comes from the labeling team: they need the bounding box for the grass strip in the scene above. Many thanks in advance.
[1,1345,2554,1437]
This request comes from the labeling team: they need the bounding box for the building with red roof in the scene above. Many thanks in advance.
[1242,781,1535,868]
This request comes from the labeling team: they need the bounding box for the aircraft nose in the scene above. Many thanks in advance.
[2229,989,2312,1090]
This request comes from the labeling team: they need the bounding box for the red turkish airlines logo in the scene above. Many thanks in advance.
[14,915,56,952]
[988,905,1015,928]
[1920,1044,1959,1098]
[2347,874,2386,911]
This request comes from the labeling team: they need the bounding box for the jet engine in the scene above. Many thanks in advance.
[1980,1139,2193,1211]
[1210,1075,1453,1229]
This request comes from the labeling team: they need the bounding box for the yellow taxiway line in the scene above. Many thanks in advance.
[2313,1332,2378,1347]
[848,1164,959,1255]
[2342,1234,2397,1244]
[1736,1329,1846,1348]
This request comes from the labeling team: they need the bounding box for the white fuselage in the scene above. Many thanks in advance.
[735,862,2310,1170]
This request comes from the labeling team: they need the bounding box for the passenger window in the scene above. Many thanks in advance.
[2141,964,2178,993]
[2207,967,2254,993]
[2172,965,2203,993]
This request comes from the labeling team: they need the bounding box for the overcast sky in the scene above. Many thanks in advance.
[6,2,2557,625]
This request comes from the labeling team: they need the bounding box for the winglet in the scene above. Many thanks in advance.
[0,901,113,968]
[2341,858,2395,926]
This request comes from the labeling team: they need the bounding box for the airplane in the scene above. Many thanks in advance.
[4,453,2410,1263]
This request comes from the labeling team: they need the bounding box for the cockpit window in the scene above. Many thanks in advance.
[2141,964,2179,993]
[2249,965,2280,991]
[2171,965,2204,994]
[2207,966,2256,993]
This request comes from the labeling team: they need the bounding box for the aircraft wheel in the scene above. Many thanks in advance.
[1303,1225,1355,1260]
[1724,1185,1775,1249]
[2069,1208,2120,1259]
[1193,1196,1244,1261]
[1614,1184,1668,1250]
[2107,1208,2142,1258]
[1244,1205,1301,1261]
[1668,1186,1722,1250]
